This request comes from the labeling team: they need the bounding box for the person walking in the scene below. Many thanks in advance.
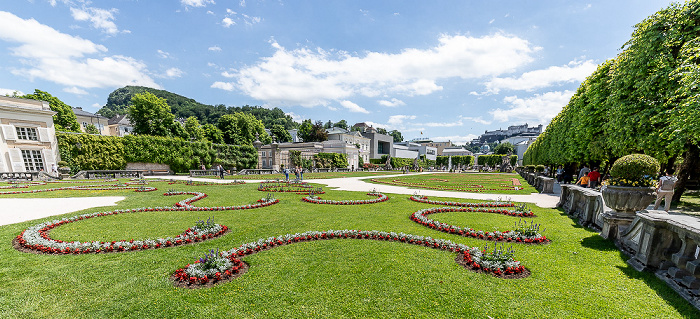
[294,167,300,181]
[575,174,590,188]
[588,167,601,189]
[283,167,289,182]
[218,164,225,179]
[654,170,678,212]
[556,165,564,183]
[578,165,590,180]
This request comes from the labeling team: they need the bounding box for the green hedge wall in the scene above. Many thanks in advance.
[313,152,348,168]
[57,133,257,173]
[436,155,475,167]
[477,155,518,167]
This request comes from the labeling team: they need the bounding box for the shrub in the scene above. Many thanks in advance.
[535,165,545,172]
[608,154,660,187]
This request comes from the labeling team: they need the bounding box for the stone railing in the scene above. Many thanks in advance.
[0,171,40,181]
[239,169,277,175]
[517,169,554,194]
[189,169,221,177]
[619,210,700,309]
[72,170,144,179]
[557,184,607,229]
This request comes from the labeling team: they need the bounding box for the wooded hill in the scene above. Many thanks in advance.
[97,86,298,129]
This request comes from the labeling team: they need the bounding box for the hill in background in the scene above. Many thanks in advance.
[98,86,298,129]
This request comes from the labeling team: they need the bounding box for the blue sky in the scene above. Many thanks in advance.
[0,0,677,144]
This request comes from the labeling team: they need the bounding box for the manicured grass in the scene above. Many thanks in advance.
[369,172,538,194]
[0,179,697,318]
[217,170,401,180]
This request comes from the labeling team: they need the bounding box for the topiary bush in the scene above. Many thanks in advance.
[535,165,545,172]
[608,154,660,187]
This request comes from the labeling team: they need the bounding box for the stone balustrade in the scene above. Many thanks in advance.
[516,169,554,193]
[620,211,700,309]
[0,171,40,181]
[557,184,607,229]
[72,170,144,179]
[189,169,221,177]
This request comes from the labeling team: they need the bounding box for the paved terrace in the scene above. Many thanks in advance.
[0,172,562,226]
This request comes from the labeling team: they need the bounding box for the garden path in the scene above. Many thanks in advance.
[0,196,124,226]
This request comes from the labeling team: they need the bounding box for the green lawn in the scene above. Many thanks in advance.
[0,179,697,318]
[369,172,538,195]
[211,170,401,180]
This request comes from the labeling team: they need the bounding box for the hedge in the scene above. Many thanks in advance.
[436,155,474,167]
[313,152,348,168]
[57,133,257,173]
[477,155,518,167]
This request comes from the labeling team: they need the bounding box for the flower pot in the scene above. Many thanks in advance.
[601,185,655,213]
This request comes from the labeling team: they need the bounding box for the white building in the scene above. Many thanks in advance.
[0,96,59,172]
[442,147,473,157]
[108,114,133,137]
[73,107,109,135]
[394,141,438,161]
[326,127,370,164]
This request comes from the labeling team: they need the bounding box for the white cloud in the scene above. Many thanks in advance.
[63,87,88,95]
[222,17,235,27]
[208,46,222,52]
[339,100,369,113]
[182,0,215,7]
[388,115,416,126]
[462,116,492,125]
[285,111,304,123]
[69,6,121,35]
[240,0,246,7]
[378,98,405,107]
[165,67,184,78]
[0,88,23,96]
[0,11,159,90]
[484,59,597,93]
[423,119,463,127]
[213,33,539,108]
[490,90,574,125]
[157,49,171,58]
[211,81,236,90]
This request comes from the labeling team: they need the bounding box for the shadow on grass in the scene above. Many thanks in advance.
[580,234,619,252]
[556,207,586,229]
[616,264,700,316]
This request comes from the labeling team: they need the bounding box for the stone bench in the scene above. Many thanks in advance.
[0,171,40,181]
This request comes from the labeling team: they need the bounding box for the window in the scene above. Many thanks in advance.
[21,150,44,171]
[16,127,38,141]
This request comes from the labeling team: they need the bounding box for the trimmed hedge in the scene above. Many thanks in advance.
[436,155,474,167]
[57,133,257,173]
[477,155,518,167]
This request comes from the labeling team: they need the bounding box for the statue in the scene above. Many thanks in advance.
[385,155,392,170]
[500,151,514,172]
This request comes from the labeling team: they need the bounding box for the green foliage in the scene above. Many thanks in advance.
[217,113,271,145]
[609,154,660,186]
[84,124,100,135]
[389,130,403,143]
[493,142,515,155]
[298,119,313,142]
[202,123,224,144]
[270,124,292,143]
[128,92,178,137]
[477,155,516,167]
[20,89,81,132]
[184,116,205,141]
[313,153,348,168]
[99,86,299,129]
[535,165,545,172]
[333,120,348,130]
[56,133,257,173]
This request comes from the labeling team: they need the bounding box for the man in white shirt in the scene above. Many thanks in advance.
[654,171,678,212]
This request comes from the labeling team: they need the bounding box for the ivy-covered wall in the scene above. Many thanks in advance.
[57,133,257,173]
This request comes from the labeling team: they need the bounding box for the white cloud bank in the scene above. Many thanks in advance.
[484,60,597,94]
[212,33,540,108]
[490,90,574,125]
[182,0,215,8]
[70,6,122,35]
[0,11,159,92]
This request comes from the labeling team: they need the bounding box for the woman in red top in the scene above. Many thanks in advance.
[588,168,601,189]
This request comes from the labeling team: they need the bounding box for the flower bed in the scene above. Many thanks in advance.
[258,181,325,195]
[410,207,548,244]
[301,192,388,205]
[409,195,534,217]
[370,178,522,192]
[0,184,157,195]
[14,190,279,254]
[172,229,529,288]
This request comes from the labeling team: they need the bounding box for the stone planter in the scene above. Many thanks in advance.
[602,186,656,214]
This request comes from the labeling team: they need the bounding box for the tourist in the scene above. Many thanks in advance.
[556,165,564,183]
[588,167,601,189]
[294,167,300,181]
[218,164,225,179]
[300,167,304,180]
[654,170,678,212]
[578,165,590,180]
[575,174,590,188]
[51,163,57,174]
[283,167,289,181]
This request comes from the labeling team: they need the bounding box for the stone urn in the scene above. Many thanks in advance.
[601,185,656,214]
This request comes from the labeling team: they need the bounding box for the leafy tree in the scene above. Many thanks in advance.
[270,124,292,143]
[128,92,178,137]
[493,142,515,155]
[333,120,348,130]
[202,123,224,144]
[389,130,403,143]
[20,89,81,132]
[184,116,205,141]
[217,112,271,145]
[298,119,314,142]
[84,124,100,135]
[376,127,388,135]
[324,120,333,129]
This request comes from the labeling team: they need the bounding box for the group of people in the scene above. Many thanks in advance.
[573,166,602,189]
[282,166,304,181]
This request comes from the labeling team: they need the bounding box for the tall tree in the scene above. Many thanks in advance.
[202,123,224,144]
[493,142,515,155]
[128,92,178,137]
[333,119,348,130]
[270,124,292,142]
[303,120,328,142]
[298,119,313,142]
[20,89,81,132]
[389,130,403,143]
[184,116,205,141]
[217,112,271,145]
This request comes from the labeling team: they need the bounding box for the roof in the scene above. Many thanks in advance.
[72,107,107,119]
[108,114,131,125]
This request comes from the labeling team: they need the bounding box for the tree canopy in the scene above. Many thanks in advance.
[217,112,271,145]
[20,89,81,132]
[127,92,179,137]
